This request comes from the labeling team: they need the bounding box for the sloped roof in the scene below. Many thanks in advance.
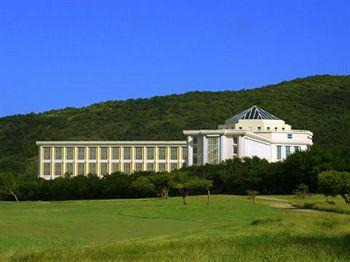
[225,106,279,124]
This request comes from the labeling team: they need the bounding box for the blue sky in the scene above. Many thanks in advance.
[0,1,349,117]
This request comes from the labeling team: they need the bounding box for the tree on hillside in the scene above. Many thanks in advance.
[149,172,172,199]
[0,172,19,201]
[318,170,350,205]
[170,171,213,205]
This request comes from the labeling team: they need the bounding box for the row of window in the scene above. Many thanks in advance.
[43,146,186,161]
[276,145,301,160]
[238,126,289,132]
[43,162,181,176]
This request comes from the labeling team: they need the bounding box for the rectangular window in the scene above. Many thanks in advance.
[135,147,143,160]
[193,157,198,165]
[158,147,166,160]
[124,147,131,160]
[44,147,51,160]
[100,147,108,160]
[146,163,154,171]
[193,146,198,154]
[192,137,198,144]
[112,163,120,173]
[287,134,293,139]
[171,163,177,171]
[286,146,291,156]
[277,146,282,160]
[233,146,238,155]
[66,147,74,160]
[44,163,51,176]
[100,163,108,175]
[89,147,97,160]
[54,163,62,176]
[66,163,74,174]
[55,147,62,160]
[135,163,143,172]
[78,147,85,160]
[208,137,219,164]
[124,163,131,174]
[182,147,187,160]
[89,163,96,174]
[147,147,154,160]
[112,147,120,159]
[233,137,238,144]
[170,147,177,160]
[158,163,165,172]
[78,163,85,175]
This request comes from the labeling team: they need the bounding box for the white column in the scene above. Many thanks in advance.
[186,136,193,166]
[238,136,245,158]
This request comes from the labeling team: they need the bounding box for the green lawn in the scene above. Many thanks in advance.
[1,195,350,261]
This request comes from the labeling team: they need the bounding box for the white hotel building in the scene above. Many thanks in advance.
[37,106,313,179]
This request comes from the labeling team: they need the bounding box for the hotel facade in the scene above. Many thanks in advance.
[37,106,313,179]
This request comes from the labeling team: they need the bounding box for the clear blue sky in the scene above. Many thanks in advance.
[0,1,349,117]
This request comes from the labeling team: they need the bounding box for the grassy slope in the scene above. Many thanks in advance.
[0,75,350,173]
[1,195,350,261]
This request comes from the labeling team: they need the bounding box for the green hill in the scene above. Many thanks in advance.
[0,75,349,174]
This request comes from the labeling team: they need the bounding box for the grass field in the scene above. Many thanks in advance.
[1,195,350,261]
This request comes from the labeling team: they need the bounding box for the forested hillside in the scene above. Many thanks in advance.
[0,75,349,174]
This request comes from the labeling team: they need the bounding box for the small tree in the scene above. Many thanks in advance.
[0,172,19,201]
[294,184,309,199]
[132,176,154,196]
[318,170,350,205]
[149,173,172,199]
[246,190,258,204]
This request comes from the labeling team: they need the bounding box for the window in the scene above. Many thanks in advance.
[233,137,238,144]
[78,147,85,160]
[193,146,198,154]
[124,163,131,174]
[267,127,270,130]
[66,163,74,174]
[171,147,177,160]
[135,147,143,160]
[193,157,198,165]
[100,147,108,160]
[208,137,219,164]
[286,146,291,157]
[233,146,238,155]
[147,147,154,160]
[274,127,278,131]
[257,127,261,131]
[89,163,96,174]
[100,163,108,175]
[135,163,143,171]
[78,163,85,175]
[282,127,285,131]
[287,134,293,139]
[54,163,62,176]
[89,147,97,160]
[158,163,166,172]
[147,163,154,171]
[112,147,120,159]
[182,147,187,160]
[44,163,51,176]
[277,146,282,160]
[192,137,198,144]
[66,147,74,160]
[239,127,242,130]
[112,163,120,173]
[158,147,166,160]
[44,147,51,160]
[55,147,62,160]
[171,163,177,171]
[124,147,131,160]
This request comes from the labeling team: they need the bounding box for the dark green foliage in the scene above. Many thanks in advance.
[318,170,350,205]
[0,75,349,174]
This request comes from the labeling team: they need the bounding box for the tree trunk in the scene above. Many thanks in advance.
[207,189,210,205]
[11,192,19,202]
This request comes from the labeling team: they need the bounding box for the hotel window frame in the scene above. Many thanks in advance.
[54,163,62,176]
[170,163,177,171]
[112,163,120,173]
[135,147,143,160]
[287,134,293,139]
[147,147,154,160]
[192,137,198,144]
[277,146,282,160]
[66,163,74,174]
[44,163,51,176]
[78,163,85,175]
[158,163,166,172]
[182,147,187,160]
[170,147,177,160]
[44,147,51,160]
[135,163,143,172]
[146,163,154,172]
[89,163,96,174]
[158,147,166,160]
[55,147,62,160]
[124,163,131,174]
[66,147,74,160]
[100,147,108,160]
[124,147,131,160]
[78,147,85,160]
[89,147,97,160]
[286,146,291,157]
[100,163,108,175]
[112,147,120,160]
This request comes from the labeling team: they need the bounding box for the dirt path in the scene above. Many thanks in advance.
[256,196,323,213]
